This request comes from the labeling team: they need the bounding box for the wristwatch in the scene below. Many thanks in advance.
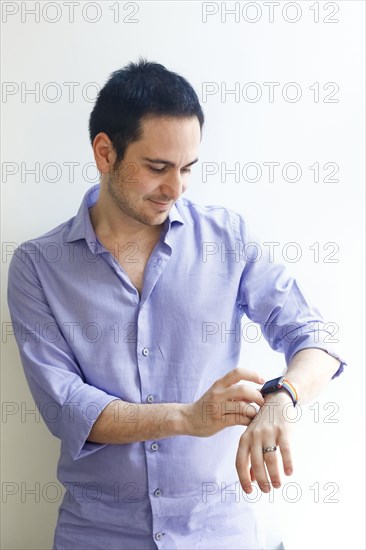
[260,376,298,406]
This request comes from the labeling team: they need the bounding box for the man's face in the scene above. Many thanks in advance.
[106,115,201,226]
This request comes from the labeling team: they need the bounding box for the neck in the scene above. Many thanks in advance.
[89,187,163,243]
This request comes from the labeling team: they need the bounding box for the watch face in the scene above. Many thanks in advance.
[261,377,284,395]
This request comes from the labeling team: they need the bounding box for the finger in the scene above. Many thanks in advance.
[263,447,281,488]
[221,400,261,422]
[243,403,259,420]
[236,436,253,494]
[225,384,265,407]
[250,465,256,482]
[216,368,265,389]
[278,435,293,476]
[250,435,271,493]
[222,402,257,426]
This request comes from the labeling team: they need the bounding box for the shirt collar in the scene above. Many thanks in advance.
[65,184,184,252]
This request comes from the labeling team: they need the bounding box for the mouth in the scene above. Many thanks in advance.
[149,199,172,209]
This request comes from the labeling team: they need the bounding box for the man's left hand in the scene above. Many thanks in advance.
[235,390,295,494]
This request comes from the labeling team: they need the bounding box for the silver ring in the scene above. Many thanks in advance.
[262,446,277,454]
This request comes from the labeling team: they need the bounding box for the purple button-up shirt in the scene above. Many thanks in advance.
[7,184,345,549]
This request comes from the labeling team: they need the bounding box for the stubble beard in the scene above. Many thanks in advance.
[107,164,169,227]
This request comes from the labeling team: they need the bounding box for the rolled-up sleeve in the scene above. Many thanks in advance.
[7,245,120,460]
[237,219,346,378]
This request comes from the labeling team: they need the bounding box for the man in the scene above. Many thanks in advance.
[8,59,345,550]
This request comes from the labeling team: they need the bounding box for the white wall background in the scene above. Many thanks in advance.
[1,1,364,549]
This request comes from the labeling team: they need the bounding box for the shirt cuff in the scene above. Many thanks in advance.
[286,341,347,380]
[60,387,120,461]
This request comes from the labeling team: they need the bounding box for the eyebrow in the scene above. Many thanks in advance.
[142,157,199,168]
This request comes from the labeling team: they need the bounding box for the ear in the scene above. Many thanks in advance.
[92,132,116,174]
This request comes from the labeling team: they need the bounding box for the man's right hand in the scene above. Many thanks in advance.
[182,368,265,437]
[88,368,265,445]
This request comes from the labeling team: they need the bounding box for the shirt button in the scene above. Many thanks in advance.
[151,442,159,451]
[146,395,154,403]
[155,532,164,541]
[154,489,162,497]
[142,347,149,357]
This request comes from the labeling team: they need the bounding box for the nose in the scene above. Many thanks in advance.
[160,171,185,201]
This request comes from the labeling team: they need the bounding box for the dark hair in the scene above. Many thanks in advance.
[89,58,204,165]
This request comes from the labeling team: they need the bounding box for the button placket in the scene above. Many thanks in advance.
[135,270,168,546]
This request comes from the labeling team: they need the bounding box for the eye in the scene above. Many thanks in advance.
[182,167,191,174]
[148,166,165,173]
